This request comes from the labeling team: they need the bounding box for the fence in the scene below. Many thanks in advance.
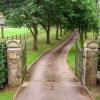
[0,33,32,42]
[21,40,27,83]
[75,38,84,84]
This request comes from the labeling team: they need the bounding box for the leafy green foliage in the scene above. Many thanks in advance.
[4,0,43,49]
[0,0,25,13]
[0,0,99,48]
[0,42,7,87]
[67,0,98,31]
[1,0,99,32]
[6,1,41,28]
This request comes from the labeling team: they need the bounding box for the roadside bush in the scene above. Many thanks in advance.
[0,42,7,88]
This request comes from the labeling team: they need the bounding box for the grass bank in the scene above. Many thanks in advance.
[67,44,76,71]
[96,96,100,100]
[0,92,15,100]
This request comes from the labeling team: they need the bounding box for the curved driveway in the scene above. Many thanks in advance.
[14,32,94,100]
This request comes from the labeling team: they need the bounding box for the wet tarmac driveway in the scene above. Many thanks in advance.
[14,32,94,100]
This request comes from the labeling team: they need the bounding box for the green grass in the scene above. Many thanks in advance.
[67,42,82,78]
[67,44,76,71]
[96,96,100,100]
[0,92,15,100]
[0,27,54,38]
[87,31,94,37]
[0,28,30,38]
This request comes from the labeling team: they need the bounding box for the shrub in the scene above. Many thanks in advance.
[0,42,7,88]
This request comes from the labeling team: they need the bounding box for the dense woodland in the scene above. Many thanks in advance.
[0,0,99,49]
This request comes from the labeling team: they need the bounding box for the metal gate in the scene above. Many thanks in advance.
[21,40,27,83]
[75,38,84,85]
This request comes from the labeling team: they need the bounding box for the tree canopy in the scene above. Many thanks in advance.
[0,0,99,49]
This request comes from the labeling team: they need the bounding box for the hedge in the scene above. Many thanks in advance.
[0,42,7,88]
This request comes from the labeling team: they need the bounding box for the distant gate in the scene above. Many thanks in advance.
[75,38,84,85]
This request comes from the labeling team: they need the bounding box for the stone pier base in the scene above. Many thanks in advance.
[84,41,99,86]
[7,40,22,87]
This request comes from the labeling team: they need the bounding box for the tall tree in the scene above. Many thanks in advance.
[1,0,42,50]
[0,0,99,48]
[64,0,99,47]
[40,0,55,43]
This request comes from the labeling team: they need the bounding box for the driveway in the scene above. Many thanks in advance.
[14,31,94,100]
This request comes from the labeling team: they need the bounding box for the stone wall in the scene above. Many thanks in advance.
[84,40,99,86]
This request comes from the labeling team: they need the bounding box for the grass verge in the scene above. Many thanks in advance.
[96,96,100,100]
[67,43,76,71]
[0,92,15,100]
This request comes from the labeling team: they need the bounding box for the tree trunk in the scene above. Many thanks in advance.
[64,28,66,34]
[80,30,84,48]
[64,25,67,34]
[33,33,38,50]
[93,31,95,37]
[56,24,59,40]
[95,33,98,40]
[41,24,50,44]
[84,32,87,39]
[46,14,51,44]
[46,30,50,44]
[31,24,38,50]
[60,24,62,37]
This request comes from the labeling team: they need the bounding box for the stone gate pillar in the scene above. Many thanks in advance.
[84,41,99,86]
[7,40,22,87]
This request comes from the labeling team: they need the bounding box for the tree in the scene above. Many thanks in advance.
[0,0,25,13]
[1,0,42,50]
[0,0,99,48]
[39,0,55,43]
[64,0,99,47]
[51,0,68,39]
